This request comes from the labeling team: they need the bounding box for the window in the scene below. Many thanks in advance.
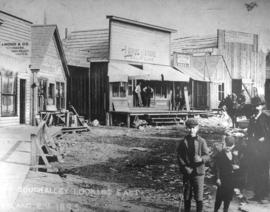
[38,78,47,111]
[56,82,65,110]
[112,82,126,97]
[155,84,167,98]
[1,72,17,116]
[128,80,133,96]
[218,83,224,101]
[48,83,55,105]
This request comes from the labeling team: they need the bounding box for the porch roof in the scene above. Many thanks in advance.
[108,62,189,82]
[174,65,210,82]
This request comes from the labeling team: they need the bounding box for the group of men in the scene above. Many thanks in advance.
[135,82,153,107]
[177,95,270,212]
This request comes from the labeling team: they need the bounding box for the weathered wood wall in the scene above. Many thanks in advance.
[217,30,266,97]
[90,62,109,124]
[68,65,89,118]
[0,11,32,126]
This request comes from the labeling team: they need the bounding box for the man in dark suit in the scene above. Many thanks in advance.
[177,118,210,212]
[247,98,270,202]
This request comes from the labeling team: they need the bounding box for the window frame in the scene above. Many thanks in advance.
[1,72,17,117]
[112,82,127,98]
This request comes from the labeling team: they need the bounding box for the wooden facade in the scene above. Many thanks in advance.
[172,29,267,109]
[0,10,32,126]
[31,25,69,125]
[64,16,190,124]
[0,10,69,126]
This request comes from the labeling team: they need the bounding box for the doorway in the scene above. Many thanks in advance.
[19,79,26,124]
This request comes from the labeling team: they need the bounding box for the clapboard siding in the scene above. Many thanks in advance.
[63,28,109,62]
[0,12,31,42]
[39,37,66,81]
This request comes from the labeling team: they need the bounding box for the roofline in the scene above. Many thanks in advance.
[53,25,70,77]
[32,24,57,27]
[0,10,32,24]
[106,15,176,33]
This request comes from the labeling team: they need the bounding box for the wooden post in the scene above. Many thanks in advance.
[106,112,110,126]
[31,134,38,172]
[127,113,131,128]
[66,112,70,127]
[184,86,190,111]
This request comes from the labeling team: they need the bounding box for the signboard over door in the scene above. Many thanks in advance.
[110,21,170,65]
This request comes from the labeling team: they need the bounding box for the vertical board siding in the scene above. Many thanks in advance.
[69,66,89,118]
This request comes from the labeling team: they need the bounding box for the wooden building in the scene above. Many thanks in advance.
[0,10,69,126]
[0,10,32,126]
[172,29,266,109]
[64,16,189,124]
[31,25,69,124]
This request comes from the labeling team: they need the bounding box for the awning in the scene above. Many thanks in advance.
[108,62,190,82]
[108,62,146,82]
[174,66,210,82]
[143,64,189,82]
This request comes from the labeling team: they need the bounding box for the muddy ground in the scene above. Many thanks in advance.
[15,125,270,212]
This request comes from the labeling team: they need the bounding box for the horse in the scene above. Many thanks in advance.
[218,95,255,128]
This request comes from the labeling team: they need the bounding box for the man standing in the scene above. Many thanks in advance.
[247,98,270,202]
[135,82,143,107]
[143,85,153,107]
[177,118,210,212]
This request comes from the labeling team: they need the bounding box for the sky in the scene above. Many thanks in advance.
[1,0,270,51]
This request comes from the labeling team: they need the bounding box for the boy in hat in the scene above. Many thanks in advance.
[214,136,240,212]
[177,118,210,212]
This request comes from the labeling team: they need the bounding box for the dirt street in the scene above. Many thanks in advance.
[15,125,270,212]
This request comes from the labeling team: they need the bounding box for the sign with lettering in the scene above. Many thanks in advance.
[176,54,191,67]
[110,21,170,65]
[225,31,254,45]
[0,41,30,56]
[181,48,213,54]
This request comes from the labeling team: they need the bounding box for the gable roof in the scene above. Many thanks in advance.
[31,25,69,77]
[171,35,217,53]
[63,28,109,62]
[107,15,176,33]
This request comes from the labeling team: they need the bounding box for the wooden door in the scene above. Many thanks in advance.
[90,62,109,124]
[232,79,242,96]
[19,79,26,124]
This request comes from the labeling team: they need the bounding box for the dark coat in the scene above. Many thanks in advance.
[177,135,210,176]
[214,150,239,201]
[247,111,270,160]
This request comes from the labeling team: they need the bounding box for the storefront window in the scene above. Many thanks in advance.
[48,83,55,105]
[218,83,224,101]
[1,72,17,116]
[56,82,65,110]
[155,84,167,98]
[38,78,47,111]
[112,82,126,97]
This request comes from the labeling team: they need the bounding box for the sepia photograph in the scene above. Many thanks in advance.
[0,0,270,211]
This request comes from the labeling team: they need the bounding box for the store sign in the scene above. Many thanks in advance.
[110,21,170,65]
[0,41,30,56]
[225,31,254,45]
[176,54,190,67]
[121,45,156,62]
[181,48,213,54]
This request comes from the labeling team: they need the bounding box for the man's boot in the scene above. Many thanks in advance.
[184,200,191,212]
[196,200,203,212]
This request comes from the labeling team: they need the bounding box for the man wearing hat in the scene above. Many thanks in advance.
[176,118,210,212]
[248,97,270,202]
